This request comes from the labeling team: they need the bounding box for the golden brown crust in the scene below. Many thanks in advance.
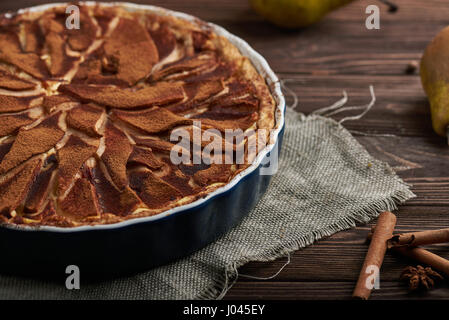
[0,3,276,227]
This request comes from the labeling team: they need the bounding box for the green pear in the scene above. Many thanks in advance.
[421,26,449,138]
[249,0,355,28]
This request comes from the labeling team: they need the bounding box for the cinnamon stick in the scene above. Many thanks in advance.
[394,247,449,277]
[387,228,449,248]
[353,211,397,300]
[367,232,449,277]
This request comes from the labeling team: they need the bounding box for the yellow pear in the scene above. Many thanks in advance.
[249,0,355,28]
[421,26,449,138]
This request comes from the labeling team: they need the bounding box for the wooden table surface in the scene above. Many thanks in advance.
[3,0,449,300]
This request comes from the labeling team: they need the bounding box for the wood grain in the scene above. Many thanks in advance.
[226,281,449,300]
[1,0,449,300]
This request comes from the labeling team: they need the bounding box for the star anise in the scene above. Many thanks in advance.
[400,265,444,291]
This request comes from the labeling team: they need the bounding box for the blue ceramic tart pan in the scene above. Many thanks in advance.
[0,2,285,278]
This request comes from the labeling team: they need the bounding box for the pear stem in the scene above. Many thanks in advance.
[378,0,398,13]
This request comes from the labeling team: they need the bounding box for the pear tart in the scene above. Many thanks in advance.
[0,4,275,227]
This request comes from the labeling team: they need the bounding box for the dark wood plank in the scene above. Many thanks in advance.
[281,74,431,137]
[208,0,448,76]
[357,135,449,177]
[358,135,449,205]
[225,281,449,300]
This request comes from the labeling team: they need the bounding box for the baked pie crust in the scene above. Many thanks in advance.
[0,3,276,227]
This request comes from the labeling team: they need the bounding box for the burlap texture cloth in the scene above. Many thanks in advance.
[0,106,415,299]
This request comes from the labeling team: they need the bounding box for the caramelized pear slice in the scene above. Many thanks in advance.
[111,107,192,134]
[88,163,142,216]
[193,164,232,187]
[57,135,98,196]
[0,112,35,136]
[0,94,42,113]
[0,112,64,174]
[148,23,176,60]
[0,157,42,215]
[128,146,164,170]
[58,177,101,219]
[66,103,104,137]
[101,121,133,190]
[103,18,159,85]
[23,154,57,213]
[129,168,182,209]
[0,70,36,91]
[59,81,184,109]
